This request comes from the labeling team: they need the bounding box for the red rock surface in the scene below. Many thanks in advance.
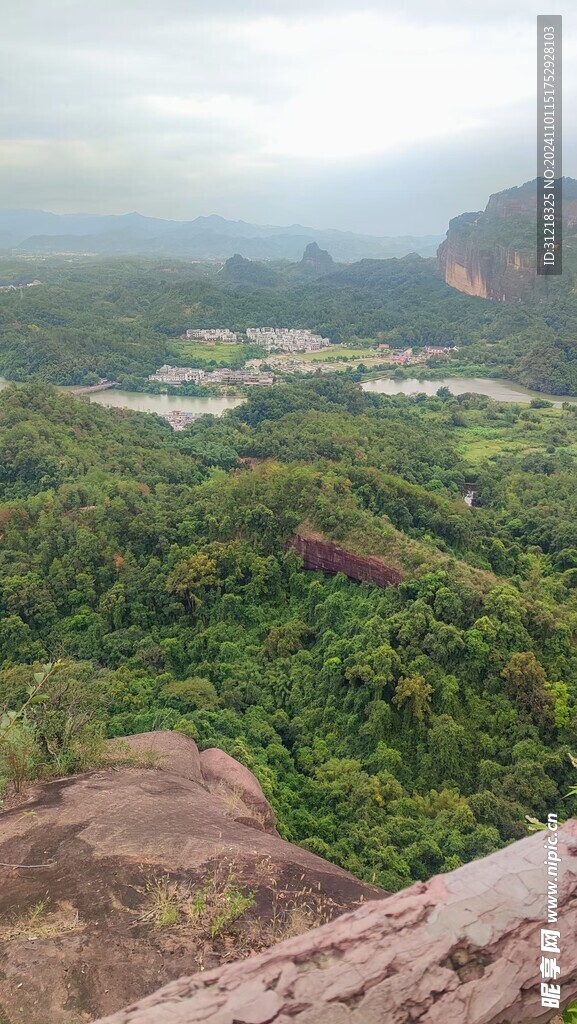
[290,533,402,588]
[199,747,277,834]
[437,181,577,302]
[0,734,381,1023]
[94,819,577,1024]
[108,730,204,784]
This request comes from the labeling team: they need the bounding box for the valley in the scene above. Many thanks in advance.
[1,182,577,401]
[2,179,577,1023]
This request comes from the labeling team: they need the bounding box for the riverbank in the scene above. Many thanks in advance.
[69,380,119,394]
[2,375,576,415]
[359,376,577,408]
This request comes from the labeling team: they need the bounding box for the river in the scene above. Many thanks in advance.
[0,375,575,414]
[71,388,244,417]
[360,376,575,407]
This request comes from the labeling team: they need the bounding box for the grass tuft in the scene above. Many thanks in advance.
[0,898,80,941]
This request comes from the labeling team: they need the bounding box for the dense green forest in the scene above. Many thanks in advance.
[1,378,576,890]
[1,254,577,394]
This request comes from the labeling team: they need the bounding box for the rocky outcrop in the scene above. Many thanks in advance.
[437,211,491,298]
[437,210,536,303]
[298,242,335,276]
[437,177,577,302]
[0,734,381,1024]
[199,747,277,834]
[95,818,577,1024]
[290,533,402,588]
[108,730,204,784]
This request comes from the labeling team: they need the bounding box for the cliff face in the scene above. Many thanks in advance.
[437,211,484,297]
[290,533,402,588]
[437,177,577,302]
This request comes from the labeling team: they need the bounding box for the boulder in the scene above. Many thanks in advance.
[107,730,203,785]
[199,747,277,834]
[0,735,380,1023]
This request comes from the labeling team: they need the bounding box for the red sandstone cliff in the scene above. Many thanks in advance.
[437,177,577,302]
[289,533,402,588]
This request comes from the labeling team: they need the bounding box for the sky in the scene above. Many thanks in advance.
[1,0,575,235]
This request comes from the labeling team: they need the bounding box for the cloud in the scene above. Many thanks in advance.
[0,0,575,232]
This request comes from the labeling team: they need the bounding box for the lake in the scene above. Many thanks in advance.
[0,375,575,414]
[75,388,244,417]
[360,376,575,407]
[0,378,243,417]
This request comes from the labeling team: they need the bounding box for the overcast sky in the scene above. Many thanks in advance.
[1,0,575,234]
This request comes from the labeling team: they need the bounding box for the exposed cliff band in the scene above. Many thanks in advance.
[437,177,577,302]
[289,533,403,588]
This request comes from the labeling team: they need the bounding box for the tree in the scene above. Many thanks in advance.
[166,553,217,616]
[0,662,54,795]
[427,715,468,786]
[501,652,554,725]
[392,675,433,732]
[160,677,218,711]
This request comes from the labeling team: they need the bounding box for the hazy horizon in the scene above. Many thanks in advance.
[0,205,448,237]
[2,1,575,234]
[3,170,570,241]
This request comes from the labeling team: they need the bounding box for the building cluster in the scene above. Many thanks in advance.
[207,368,274,386]
[390,346,456,366]
[180,326,332,354]
[265,357,333,375]
[162,410,203,431]
[0,279,42,292]
[425,346,453,357]
[185,329,238,343]
[149,365,206,384]
[392,348,413,365]
[246,328,331,353]
[149,364,274,388]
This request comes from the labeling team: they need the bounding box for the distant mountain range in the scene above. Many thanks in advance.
[0,209,443,262]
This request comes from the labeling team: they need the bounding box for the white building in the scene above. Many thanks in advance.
[148,364,205,384]
[185,329,238,343]
[206,369,274,386]
[245,328,331,353]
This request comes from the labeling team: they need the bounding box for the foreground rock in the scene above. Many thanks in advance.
[94,819,577,1024]
[0,734,382,1024]
[199,747,278,834]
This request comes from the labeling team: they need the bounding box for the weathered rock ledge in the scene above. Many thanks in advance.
[95,819,577,1024]
[0,733,380,1023]
[290,533,402,588]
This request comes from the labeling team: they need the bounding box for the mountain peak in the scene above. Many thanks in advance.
[220,253,281,287]
[299,241,335,275]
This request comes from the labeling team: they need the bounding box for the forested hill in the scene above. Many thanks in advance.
[1,249,577,394]
[1,378,576,891]
[0,254,492,386]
